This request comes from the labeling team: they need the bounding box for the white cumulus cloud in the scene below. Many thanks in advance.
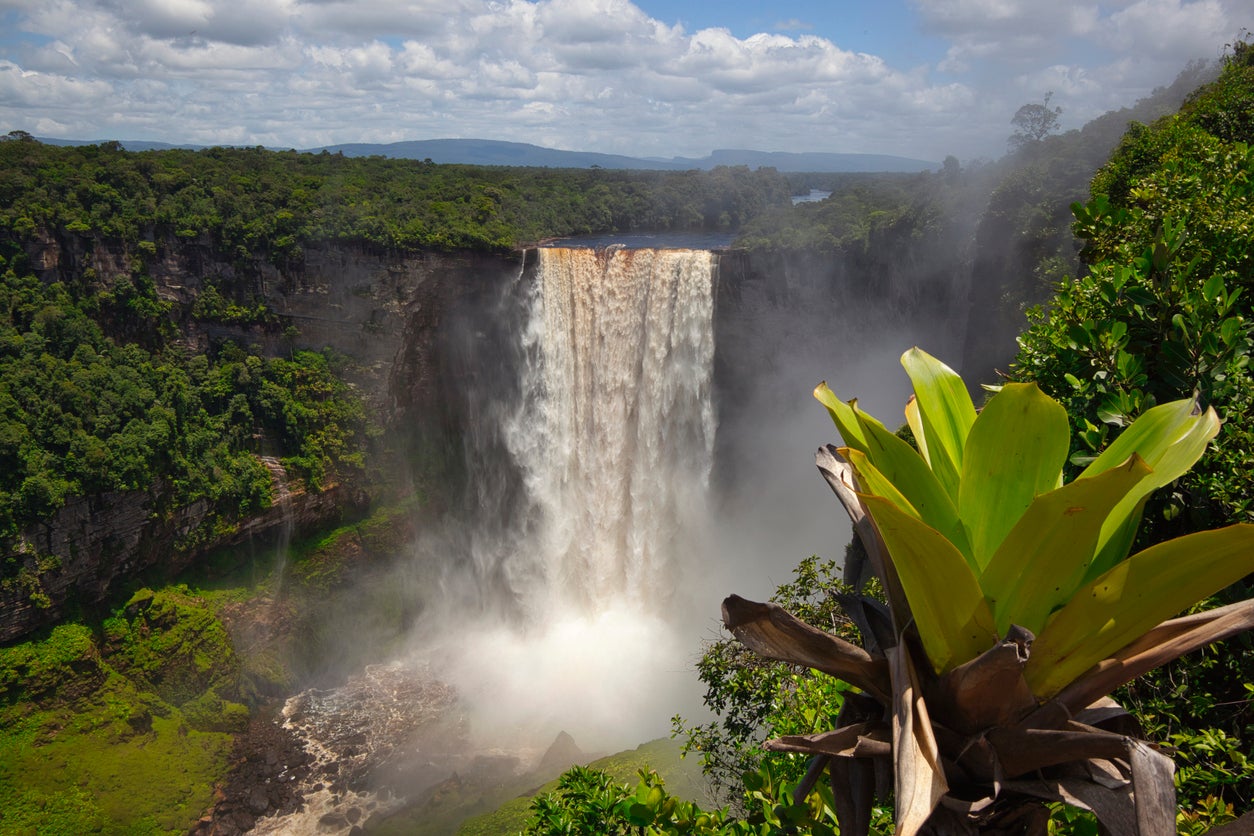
[0,0,1247,159]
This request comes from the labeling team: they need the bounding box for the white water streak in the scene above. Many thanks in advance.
[503,246,717,615]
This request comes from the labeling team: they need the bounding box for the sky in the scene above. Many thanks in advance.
[0,0,1246,162]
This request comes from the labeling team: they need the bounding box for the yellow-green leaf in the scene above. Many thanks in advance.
[817,386,972,555]
[1083,400,1220,580]
[861,494,998,673]
[980,455,1153,635]
[900,348,975,502]
[845,449,918,518]
[1081,398,1200,478]
[1025,523,1254,698]
[904,395,930,466]
[847,412,974,567]
[958,382,1070,570]
[815,382,873,454]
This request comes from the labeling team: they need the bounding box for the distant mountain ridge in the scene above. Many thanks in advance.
[316,139,938,172]
[32,135,937,173]
[666,148,938,173]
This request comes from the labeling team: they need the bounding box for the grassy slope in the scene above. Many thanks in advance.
[0,616,236,835]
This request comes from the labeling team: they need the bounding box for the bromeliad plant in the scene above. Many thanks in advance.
[722,348,1254,836]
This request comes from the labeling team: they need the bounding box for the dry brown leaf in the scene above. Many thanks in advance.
[816,445,911,630]
[722,595,891,701]
[765,722,892,758]
[1002,738,1174,836]
[1005,776,1139,836]
[988,724,1132,778]
[1129,740,1175,836]
[816,444,886,590]
[888,643,948,836]
[830,756,877,836]
[931,626,1035,735]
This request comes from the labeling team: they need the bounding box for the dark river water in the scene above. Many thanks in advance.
[550,231,737,249]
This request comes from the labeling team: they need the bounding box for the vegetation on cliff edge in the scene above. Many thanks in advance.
[0,242,368,551]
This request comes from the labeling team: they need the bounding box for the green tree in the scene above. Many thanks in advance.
[1009,92,1063,151]
[523,764,850,835]
[1015,40,1254,533]
[673,556,868,806]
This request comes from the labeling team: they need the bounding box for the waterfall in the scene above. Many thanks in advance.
[418,245,722,753]
[502,246,718,615]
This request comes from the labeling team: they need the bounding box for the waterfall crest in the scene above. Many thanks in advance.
[503,246,718,614]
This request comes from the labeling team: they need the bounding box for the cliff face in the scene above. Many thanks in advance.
[0,478,367,644]
[3,230,523,643]
[707,245,977,568]
[710,246,971,441]
[21,229,524,416]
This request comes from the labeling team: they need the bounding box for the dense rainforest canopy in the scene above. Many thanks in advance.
[0,138,793,254]
[0,251,368,553]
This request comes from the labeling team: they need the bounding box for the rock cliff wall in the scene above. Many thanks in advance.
[710,247,970,483]
[3,230,523,643]
[20,229,524,417]
[0,477,367,644]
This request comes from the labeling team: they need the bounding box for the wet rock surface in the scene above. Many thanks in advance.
[199,662,467,835]
[191,713,313,836]
[278,662,463,799]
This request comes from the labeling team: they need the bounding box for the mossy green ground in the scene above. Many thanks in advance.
[0,613,236,835]
[0,498,693,836]
[0,499,421,835]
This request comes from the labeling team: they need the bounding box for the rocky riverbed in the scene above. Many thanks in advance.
[196,662,464,835]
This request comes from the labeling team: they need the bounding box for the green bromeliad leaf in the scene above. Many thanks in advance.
[900,348,975,502]
[904,395,929,466]
[844,449,918,518]
[1080,399,1220,582]
[979,455,1153,636]
[958,383,1070,570]
[814,382,873,455]
[819,349,1240,695]
[844,446,973,569]
[859,494,997,673]
[1025,523,1254,697]
[818,380,973,565]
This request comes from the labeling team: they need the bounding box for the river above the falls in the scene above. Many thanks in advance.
[550,231,737,249]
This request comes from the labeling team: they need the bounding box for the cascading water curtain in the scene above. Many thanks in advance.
[505,247,718,615]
